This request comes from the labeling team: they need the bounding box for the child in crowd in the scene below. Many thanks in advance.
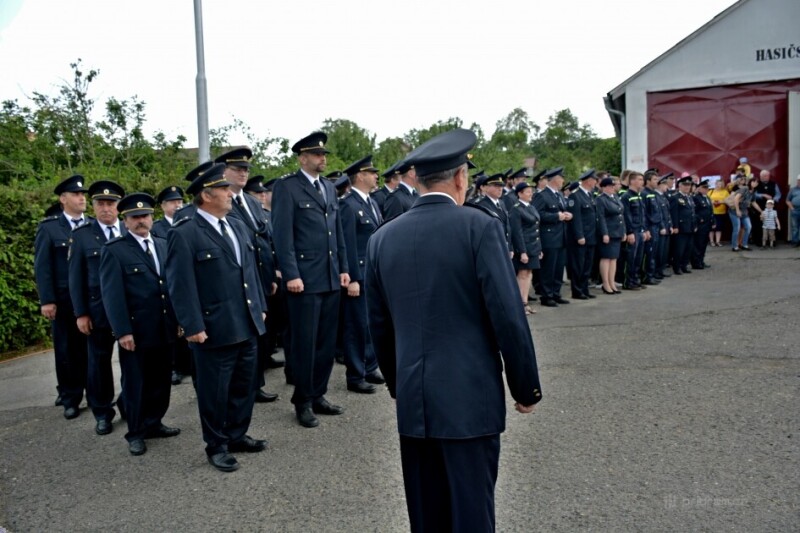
[761,199,780,248]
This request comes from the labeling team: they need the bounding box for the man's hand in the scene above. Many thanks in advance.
[347,281,360,297]
[659,228,667,236]
[41,303,56,320]
[119,334,135,351]
[187,331,208,344]
[577,238,586,246]
[261,312,267,322]
[515,402,536,414]
[340,273,351,287]
[76,316,93,335]
[520,253,529,264]
[270,282,278,296]
[275,270,282,279]
[626,233,635,245]
[644,231,651,242]
[286,278,304,293]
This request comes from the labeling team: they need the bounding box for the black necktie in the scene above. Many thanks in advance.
[219,220,240,264]
[367,196,380,222]
[107,226,116,240]
[71,218,82,228]
[236,194,256,225]
[143,239,159,275]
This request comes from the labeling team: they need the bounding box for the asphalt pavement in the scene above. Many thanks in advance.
[1,244,798,532]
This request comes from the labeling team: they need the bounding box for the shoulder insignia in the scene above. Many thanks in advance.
[73,223,92,232]
[568,199,574,207]
[40,216,60,223]
[173,216,192,227]
[463,202,500,219]
[105,236,125,245]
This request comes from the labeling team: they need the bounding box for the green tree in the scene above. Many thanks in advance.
[321,118,376,168]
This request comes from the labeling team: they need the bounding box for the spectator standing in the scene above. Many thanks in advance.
[786,175,800,246]
[760,200,780,248]
[707,180,729,246]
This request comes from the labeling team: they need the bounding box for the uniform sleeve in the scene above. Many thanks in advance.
[568,196,584,241]
[271,179,300,281]
[336,201,349,277]
[622,194,634,233]
[596,198,609,237]
[33,224,57,306]
[509,205,525,255]
[476,218,542,406]
[68,232,89,317]
[533,193,560,224]
[383,193,403,221]
[165,229,206,337]
[99,246,133,339]
[339,200,360,281]
[365,236,397,398]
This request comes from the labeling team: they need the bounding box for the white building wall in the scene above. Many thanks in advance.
[614,0,800,169]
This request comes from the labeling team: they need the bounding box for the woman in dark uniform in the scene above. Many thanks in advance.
[596,177,626,294]
[509,181,542,314]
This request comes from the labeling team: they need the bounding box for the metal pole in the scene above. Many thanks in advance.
[193,0,210,163]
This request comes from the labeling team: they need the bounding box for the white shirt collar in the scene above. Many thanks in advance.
[196,207,226,229]
[547,185,560,194]
[352,188,370,203]
[129,231,153,247]
[579,186,593,196]
[165,215,174,225]
[300,168,320,184]
[98,220,120,233]
[519,199,530,206]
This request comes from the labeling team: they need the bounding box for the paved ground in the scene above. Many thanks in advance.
[1,244,798,532]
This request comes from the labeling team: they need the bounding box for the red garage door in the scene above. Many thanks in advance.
[648,79,800,193]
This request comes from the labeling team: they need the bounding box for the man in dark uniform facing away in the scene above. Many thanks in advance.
[166,163,269,472]
[366,129,542,532]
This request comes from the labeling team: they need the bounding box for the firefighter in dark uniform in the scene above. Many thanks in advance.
[365,128,541,531]
[271,132,350,429]
[692,180,714,269]
[215,147,279,404]
[669,176,696,274]
[566,169,598,299]
[501,168,528,211]
[478,173,512,251]
[370,163,399,217]
[532,167,572,307]
[99,193,180,456]
[166,163,269,471]
[641,170,664,285]
[173,161,215,223]
[151,185,191,385]
[339,155,386,394]
[655,173,674,279]
[68,180,125,434]
[621,171,649,290]
[383,159,418,220]
[34,174,91,418]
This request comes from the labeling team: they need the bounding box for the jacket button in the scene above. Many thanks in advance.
[247,299,252,305]
[207,253,211,258]
[300,254,304,258]
[134,268,138,272]
[328,231,332,236]
[244,283,248,288]
[329,251,332,256]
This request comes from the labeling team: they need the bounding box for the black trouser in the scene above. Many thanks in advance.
[342,289,378,384]
[51,295,88,409]
[657,232,671,275]
[615,241,628,284]
[173,337,193,378]
[86,326,116,422]
[567,243,595,297]
[624,231,645,286]
[400,434,500,533]
[285,290,340,407]
[692,229,711,267]
[539,247,566,300]
[643,226,660,281]
[673,233,693,271]
[193,337,258,455]
[119,343,173,442]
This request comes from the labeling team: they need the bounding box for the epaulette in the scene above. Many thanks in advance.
[72,223,93,232]
[172,216,192,227]
[105,236,125,245]
[40,216,60,223]
[463,202,500,219]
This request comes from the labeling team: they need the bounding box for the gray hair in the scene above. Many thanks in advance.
[417,164,465,188]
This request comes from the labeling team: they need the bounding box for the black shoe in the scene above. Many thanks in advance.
[145,424,181,439]
[365,370,385,384]
[703,263,711,269]
[208,452,239,472]
[660,271,672,277]
[623,284,642,291]
[228,435,267,453]
[129,439,147,456]
[585,293,596,299]
[296,406,319,428]
[602,288,616,295]
[64,406,79,420]
[642,279,660,285]
[540,299,558,307]
[55,394,63,407]
[527,295,538,302]
[255,389,279,403]
[673,269,683,275]
[653,274,664,280]
[312,398,345,415]
[347,381,377,394]
[95,419,113,435]
[265,356,285,369]
[692,265,704,270]
[571,294,589,300]
[741,246,752,251]
[553,297,570,304]
[171,371,183,385]
[681,268,691,274]
[613,289,622,294]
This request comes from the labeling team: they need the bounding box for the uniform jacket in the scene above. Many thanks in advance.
[340,191,381,282]
[509,201,542,258]
[370,186,393,218]
[656,192,673,230]
[477,196,511,250]
[229,192,277,293]
[166,213,267,349]
[566,187,598,245]
[501,190,518,212]
[271,171,348,293]
[382,183,416,221]
[366,195,542,439]
[621,189,645,233]
[692,194,714,232]
[150,217,172,239]
[34,215,94,305]
[596,193,626,239]
[669,192,696,234]
[642,187,664,229]
[68,220,127,328]
[532,187,568,249]
[99,233,176,348]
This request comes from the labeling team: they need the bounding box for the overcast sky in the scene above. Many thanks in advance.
[0,0,737,148]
